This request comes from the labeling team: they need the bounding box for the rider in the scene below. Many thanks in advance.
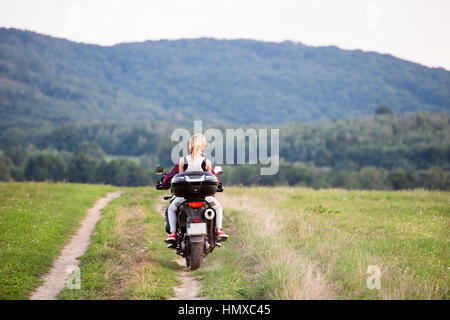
[165,133,228,243]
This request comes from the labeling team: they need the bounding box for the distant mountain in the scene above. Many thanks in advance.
[0,28,449,131]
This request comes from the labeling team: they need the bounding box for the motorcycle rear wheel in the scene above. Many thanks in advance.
[189,241,204,270]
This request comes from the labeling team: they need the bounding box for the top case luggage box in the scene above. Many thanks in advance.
[171,171,218,199]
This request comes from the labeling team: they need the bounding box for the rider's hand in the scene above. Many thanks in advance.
[155,182,164,190]
[217,182,224,192]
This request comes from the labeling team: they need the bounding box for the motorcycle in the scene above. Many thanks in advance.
[155,165,225,270]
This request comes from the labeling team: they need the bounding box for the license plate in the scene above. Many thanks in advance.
[187,222,207,235]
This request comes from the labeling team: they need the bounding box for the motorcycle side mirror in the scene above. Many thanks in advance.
[213,165,223,175]
[155,166,166,175]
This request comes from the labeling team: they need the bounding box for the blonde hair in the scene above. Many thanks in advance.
[189,133,206,158]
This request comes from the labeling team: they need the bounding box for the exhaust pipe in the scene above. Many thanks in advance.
[204,208,215,220]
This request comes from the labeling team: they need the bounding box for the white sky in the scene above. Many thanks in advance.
[1,0,449,70]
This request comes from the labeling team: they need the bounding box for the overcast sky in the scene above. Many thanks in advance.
[1,0,449,70]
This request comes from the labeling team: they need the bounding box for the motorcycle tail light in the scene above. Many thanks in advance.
[188,201,204,208]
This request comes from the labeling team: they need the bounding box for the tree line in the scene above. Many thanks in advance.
[220,162,449,190]
[1,151,447,190]
[0,111,448,189]
[0,152,154,187]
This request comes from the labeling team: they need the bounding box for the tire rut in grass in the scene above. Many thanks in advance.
[30,191,124,300]
[155,201,204,300]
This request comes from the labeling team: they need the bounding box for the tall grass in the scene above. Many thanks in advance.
[58,188,180,299]
[198,187,449,300]
[217,191,335,299]
[0,182,117,299]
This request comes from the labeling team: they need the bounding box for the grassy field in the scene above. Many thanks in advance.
[196,187,449,300]
[0,182,118,299]
[58,188,180,299]
[1,182,448,300]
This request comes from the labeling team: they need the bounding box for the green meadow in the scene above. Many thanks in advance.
[0,182,118,299]
[197,187,449,300]
[0,182,448,300]
[58,188,180,300]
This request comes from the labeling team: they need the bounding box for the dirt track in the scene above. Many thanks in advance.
[30,191,124,300]
[169,258,204,300]
[155,202,203,300]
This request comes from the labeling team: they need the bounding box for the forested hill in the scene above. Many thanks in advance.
[1,28,449,132]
